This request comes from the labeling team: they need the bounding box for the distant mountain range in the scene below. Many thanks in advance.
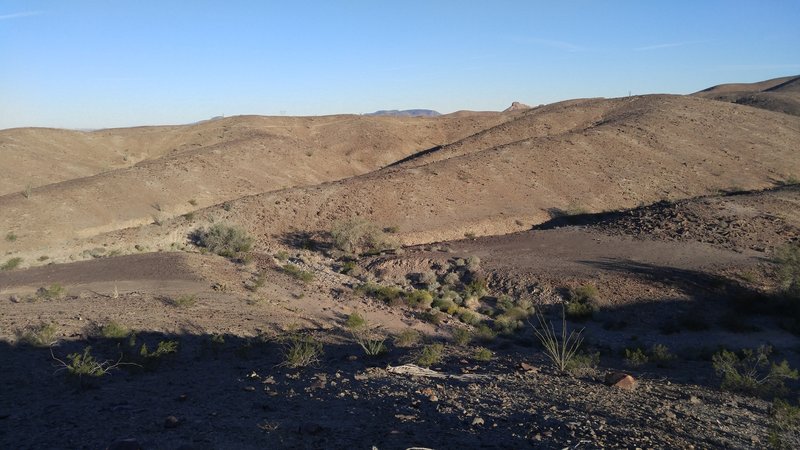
[364,109,441,117]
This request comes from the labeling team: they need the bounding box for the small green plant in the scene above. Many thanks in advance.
[275,250,290,261]
[712,345,799,398]
[52,346,126,387]
[355,282,404,305]
[394,329,421,348]
[355,334,387,357]
[404,290,433,309]
[451,328,472,346]
[649,343,676,367]
[473,347,493,362]
[532,308,585,373]
[100,322,130,339]
[5,232,17,242]
[624,348,649,368]
[344,311,367,330]
[137,339,179,368]
[192,223,253,258]
[458,309,481,326]
[166,294,197,308]
[1,257,23,271]
[565,352,600,377]
[281,264,314,282]
[17,323,58,347]
[415,343,444,367]
[279,333,323,368]
[36,284,66,300]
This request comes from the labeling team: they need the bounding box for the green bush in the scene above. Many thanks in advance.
[345,311,367,330]
[565,284,598,321]
[565,352,600,377]
[1,257,23,271]
[18,323,58,347]
[193,224,253,258]
[712,346,799,398]
[649,344,676,367]
[404,290,433,309]
[458,309,481,326]
[394,329,421,348]
[416,343,444,367]
[36,284,66,300]
[624,348,649,368]
[355,282,404,304]
[5,232,17,242]
[473,347,493,362]
[451,328,472,346]
[769,398,800,449]
[432,297,458,314]
[100,322,130,340]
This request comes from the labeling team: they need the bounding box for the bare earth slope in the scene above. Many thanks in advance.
[692,75,800,116]
[0,113,513,259]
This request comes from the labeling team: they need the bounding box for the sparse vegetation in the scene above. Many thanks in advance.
[1,257,23,271]
[245,271,267,292]
[415,343,444,367]
[192,223,253,258]
[344,311,367,330]
[100,322,130,340]
[17,323,58,347]
[712,345,798,398]
[769,398,800,449]
[279,333,323,369]
[281,264,314,282]
[52,346,123,386]
[36,284,66,300]
[624,348,649,368]
[649,343,677,367]
[394,329,421,348]
[451,328,472,346]
[165,294,197,308]
[331,218,395,255]
[5,232,17,242]
[565,351,600,377]
[565,285,598,321]
[532,309,585,373]
[776,242,800,300]
[473,347,493,362]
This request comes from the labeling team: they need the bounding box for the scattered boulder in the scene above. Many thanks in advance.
[471,417,485,427]
[604,372,637,390]
[164,415,180,429]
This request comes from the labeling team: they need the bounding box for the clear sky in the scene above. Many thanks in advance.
[1,1,799,129]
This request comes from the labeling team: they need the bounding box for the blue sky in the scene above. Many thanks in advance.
[1,1,799,129]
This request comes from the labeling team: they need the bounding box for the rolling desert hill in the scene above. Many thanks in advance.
[692,74,800,116]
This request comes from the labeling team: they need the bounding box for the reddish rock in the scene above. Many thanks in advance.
[604,372,637,390]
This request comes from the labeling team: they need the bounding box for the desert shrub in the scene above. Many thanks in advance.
[340,261,361,276]
[192,224,253,258]
[331,218,394,255]
[565,285,598,321]
[474,323,497,342]
[466,256,481,271]
[532,309,585,373]
[1,257,23,271]
[496,294,514,312]
[769,399,800,449]
[275,250,290,261]
[473,347,493,362]
[18,323,58,347]
[345,311,367,330]
[52,346,122,386]
[280,333,323,369]
[458,309,481,326]
[649,344,677,367]
[100,322,130,340]
[165,294,197,308]
[776,243,800,299]
[494,315,524,335]
[417,270,437,286]
[404,290,433,309]
[5,232,17,242]
[712,345,799,398]
[432,297,458,315]
[464,279,488,298]
[565,351,600,377]
[281,264,314,282]
[36,284,66,300]
[355,282,403,305]
[451,328,472,346]
[415,343,444,367]
[443,272,460,286]
[624,348,649,368]
[394,329,421,348]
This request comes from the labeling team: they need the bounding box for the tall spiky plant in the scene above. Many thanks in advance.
[532,306,585,373]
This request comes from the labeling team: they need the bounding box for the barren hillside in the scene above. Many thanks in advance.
[693,75,800,116]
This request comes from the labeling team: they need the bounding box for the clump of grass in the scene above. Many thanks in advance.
[192,223,253,258]
[281,264,314,282]
[344,311,367,330]
[473,347,493,362]
[532,308,585,373]
[624,348,649,368]
[165,294,197,308]
[36,284,66,300]
[275,250,290,261]
[415,343,444,367]
[1,257,23,271]
[394,329,421,348]
[5,232,17,242]
[712,345,798,398]
[100,322,130,340]
[279,333,323,369]
[17,323,58,347]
